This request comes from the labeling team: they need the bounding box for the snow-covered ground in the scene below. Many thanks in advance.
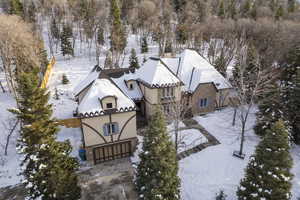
[168,128,208,153]
[0,92,22,187]
[180,107,300,200]
[0,24,299,200]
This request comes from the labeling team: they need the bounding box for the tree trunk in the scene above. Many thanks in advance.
[232,107,237,126]
[175,120,179,152]
[4,120,19,156]
[0,81,5,93]
[239,122,245,156]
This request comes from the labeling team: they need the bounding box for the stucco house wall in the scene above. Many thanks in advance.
[191,83,217,114]
[81,111,137,162]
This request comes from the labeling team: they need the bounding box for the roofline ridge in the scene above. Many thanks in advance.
[159,58,184,85]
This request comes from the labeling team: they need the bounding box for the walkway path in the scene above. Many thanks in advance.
[177,119,221,160]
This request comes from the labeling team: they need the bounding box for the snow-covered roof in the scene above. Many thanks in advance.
[73,65,102,96]
[135,57,182,87]
[111,72,143,100]
[161,49,232,92]
[78,79,135,115]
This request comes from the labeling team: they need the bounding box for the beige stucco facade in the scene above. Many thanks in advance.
[138,82,182,119]
[190,83,217,114]
[81,111,137,163]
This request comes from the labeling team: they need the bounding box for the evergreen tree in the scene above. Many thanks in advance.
[129,48,139,69]
[62,74,69,84]
[237,120,293,200]
[228,0,237,19]
[281,44,300,143]
[216,190,227,200]
[104,51,113,69]
[218,0,225,19]
[250,1,258,20]
[110,0,126,66]
[54,88,60,100]
[96,27,105,46]
[255,84,283,136]
[136,107,181,200]
[11,69,81,200]
[176,24,188,45]
[141,36,148,53]
[173,0,186,13]
[288,0,296,13]
[241,0,251,18]
[9,0,23,16]
[26,1,36,23]
[165,40,173,54]
[60,24,74,57]
[275,5,284,20]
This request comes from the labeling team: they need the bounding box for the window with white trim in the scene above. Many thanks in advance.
[103,123,119,136]
[199,98,208,108]
[162,87,175,98]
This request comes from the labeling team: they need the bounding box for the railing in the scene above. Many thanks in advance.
[41,57,56,89]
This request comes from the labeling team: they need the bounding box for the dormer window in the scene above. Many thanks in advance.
[129,83,134,90]
[99,96,117,110]
[106,103,113,109]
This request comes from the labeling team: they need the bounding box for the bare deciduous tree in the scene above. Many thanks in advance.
[1,117,19,156]
[230,41,281,158]
[0,14,41,97]
[165,100,192,153]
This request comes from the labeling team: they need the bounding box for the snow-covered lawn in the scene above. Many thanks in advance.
[0,93,22,188]
[169,129,208,153]
[179,107,300,200]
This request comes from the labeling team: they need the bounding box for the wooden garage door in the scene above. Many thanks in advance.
[93,141,132,164]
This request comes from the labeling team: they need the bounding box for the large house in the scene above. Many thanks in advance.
[73,49,232,164]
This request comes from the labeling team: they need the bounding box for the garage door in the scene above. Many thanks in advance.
[93,141,132,164]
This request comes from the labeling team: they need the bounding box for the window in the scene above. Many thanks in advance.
[103,123,119,136]
[129,83,134,90]
[162,87,175,98]
[170,87,174,97]
[199,98,208,108]
[163,104,170,114]
[106,103,113,109]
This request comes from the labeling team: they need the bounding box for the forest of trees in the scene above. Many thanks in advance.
[0,0,299,199]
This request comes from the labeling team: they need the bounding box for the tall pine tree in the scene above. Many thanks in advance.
[237,120,293,200]
[255,84,284,136]
[11,69,81,200]
[60,23,74,57]
[129,48,139,69]
[288,0,296,13]
[9,0,23,17]
[281,43,300,143]
[141,36,148,53]
[110,0,126,67]
[136,107,180,200]
[218,0,225,19]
